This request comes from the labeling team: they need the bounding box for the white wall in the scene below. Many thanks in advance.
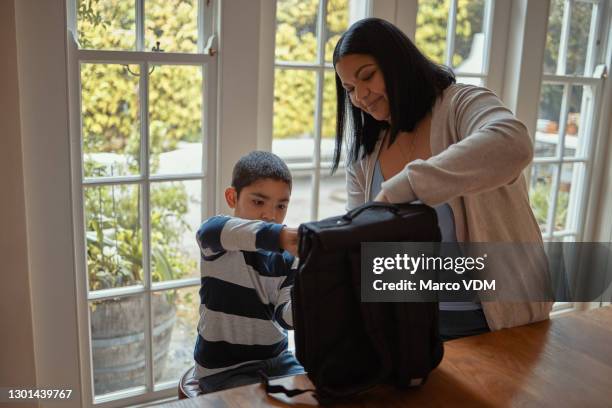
[371,0,418,40]
[14,0,82,406]
[216,0,263,213]
[501,0,550,140]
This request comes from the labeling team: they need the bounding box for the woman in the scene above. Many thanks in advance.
[333,18,552,339]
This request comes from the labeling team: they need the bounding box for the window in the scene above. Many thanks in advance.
[68,0,216,405]
[415,0,494,86]
[529,0,607,242]
[272,0,369,225]
[270,0,500,226]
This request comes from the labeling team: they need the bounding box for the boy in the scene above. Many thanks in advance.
[194,151,303,393]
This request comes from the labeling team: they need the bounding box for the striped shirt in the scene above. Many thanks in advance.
[194,215,296,379]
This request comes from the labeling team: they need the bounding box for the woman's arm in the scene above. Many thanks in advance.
[381,86,533,206]
[345,160,367,211]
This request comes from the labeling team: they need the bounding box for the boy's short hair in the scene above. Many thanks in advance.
[232,151,292,196]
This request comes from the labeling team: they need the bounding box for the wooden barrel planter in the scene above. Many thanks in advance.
[90,292,176,395]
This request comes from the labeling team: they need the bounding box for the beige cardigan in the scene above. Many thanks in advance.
[346,84,553,331]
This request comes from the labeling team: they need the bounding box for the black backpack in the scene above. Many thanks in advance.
[266,202,444,404]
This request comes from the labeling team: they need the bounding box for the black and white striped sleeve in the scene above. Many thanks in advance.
[196,216,285,260]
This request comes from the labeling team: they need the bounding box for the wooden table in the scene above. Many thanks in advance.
[162,307,612,407]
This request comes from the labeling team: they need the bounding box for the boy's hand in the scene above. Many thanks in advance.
[279,226,299,256]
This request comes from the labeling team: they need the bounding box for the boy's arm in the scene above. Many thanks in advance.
[196,215,286,258]
[273,257,298,330]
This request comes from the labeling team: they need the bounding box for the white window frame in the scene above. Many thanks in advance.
[369,1,610,240]
[437,0,496,86]
[259,0,370,222]
[264,0,498,222]
[533,0,610,313]
[66,0,217,406]
[372,0,500,91]
[531,0,608,243]
[355,0,611,314]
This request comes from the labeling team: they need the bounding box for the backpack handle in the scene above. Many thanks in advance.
[258,370,316,398]
[343,202,399,222]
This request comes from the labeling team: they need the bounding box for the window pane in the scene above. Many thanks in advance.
[456,76,483,86]
[324,68,351,168]
[543,0,594,75]
[149,65,203,175]
[566,1,593,76]
[77,0,135,50]
[416,0,451,65]
[529,164,556,235]
[325,0,350,62]
[153,287,200,386]
[85,184,142,291]
[90,295,145,396]
[272,69,316,165]
[151,180,201,283]
[564,85,589,158]
[554,163,577,232]
[275,0,319,63]
[535,83,564,158]
[322,70,338,165]
[453,0,487,73]
[81,63,140,178]
[318,169,348,220]
[145,0,198,53]
[285,172,313,226]
[543,0,564,74]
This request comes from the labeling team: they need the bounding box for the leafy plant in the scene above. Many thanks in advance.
[85,166,196,291]
[529,182,570,231]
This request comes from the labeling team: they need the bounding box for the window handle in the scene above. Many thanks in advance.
[593,64,607,79]
[205,34,217,57]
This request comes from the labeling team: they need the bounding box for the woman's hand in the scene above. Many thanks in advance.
[279,226,299,257]
[374,190,390,203]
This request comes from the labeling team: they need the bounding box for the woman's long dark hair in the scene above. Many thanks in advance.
[332,18,455,172]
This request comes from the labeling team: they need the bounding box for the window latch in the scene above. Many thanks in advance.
[152,41,164,52]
